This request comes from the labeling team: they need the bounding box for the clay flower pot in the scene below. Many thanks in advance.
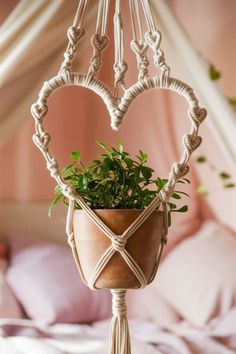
[73,209,164,289]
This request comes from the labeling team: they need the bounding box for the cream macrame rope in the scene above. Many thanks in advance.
[31,2,207,354]
[129,0,149,81]
[113,0,128,97]
[109,289,131,354]
[59,0,87,75]
[65,196,167,290]
[86,0,110,83]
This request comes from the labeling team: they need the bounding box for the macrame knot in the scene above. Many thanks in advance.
[47,158,59,177]
[114,62,128,85]
[31,103,48,121]
[183,134,202,152]
[62,184,75,199]
[32,132,50,151]
[67,26,85,47]
[130,40,148,56]
[190,107,207,124]
[111,289,127,317]
[145,30,161,51]
[154,49,165,67]
[112,236,127,253]
[172,162,190,179]
[92,34,109,51]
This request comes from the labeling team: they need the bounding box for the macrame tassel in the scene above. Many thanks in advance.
[109,289,131,354]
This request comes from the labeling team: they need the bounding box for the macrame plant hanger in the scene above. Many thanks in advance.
[31,1,207,354]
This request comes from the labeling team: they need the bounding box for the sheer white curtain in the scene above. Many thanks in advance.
[152,0,236,166]
[0,0,95,146]
[0,0,235,164]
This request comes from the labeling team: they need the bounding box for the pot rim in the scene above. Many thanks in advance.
[73,208,164,213]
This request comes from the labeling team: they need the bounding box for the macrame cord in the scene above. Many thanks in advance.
[31,1,207,354]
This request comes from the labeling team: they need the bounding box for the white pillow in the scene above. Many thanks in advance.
[156,221,236,326]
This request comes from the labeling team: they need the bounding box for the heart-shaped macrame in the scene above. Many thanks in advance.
[31,72,206,206]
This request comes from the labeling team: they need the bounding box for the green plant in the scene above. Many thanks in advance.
[49,141,189,226]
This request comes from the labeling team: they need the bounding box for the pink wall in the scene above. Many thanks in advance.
[0,0,235,235]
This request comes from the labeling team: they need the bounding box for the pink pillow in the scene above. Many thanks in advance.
[0,259,24,319]
[155,222,236,326]
[6,235,112,324]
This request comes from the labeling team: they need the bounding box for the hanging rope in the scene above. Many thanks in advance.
[140,0,170,86]
[129,0,149,81]
[113,0,128,97]
[109,290,131,354]
[86,0,110,82]
[59,0,88,74]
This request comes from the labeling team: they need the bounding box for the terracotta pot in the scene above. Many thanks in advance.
[73,209,164,289]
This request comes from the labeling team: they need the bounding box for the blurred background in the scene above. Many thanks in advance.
[0,1,235,353]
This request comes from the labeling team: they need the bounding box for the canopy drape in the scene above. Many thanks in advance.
[0,0,235,162]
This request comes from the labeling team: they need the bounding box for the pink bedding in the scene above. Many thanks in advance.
[0,308,236,354]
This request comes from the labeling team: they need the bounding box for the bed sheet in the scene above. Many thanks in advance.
[0,308,236,354]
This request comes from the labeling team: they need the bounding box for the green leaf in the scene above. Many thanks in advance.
[196,185,208,196]
[224,183,235,188]
[168,202,177,210]
[125,158,133,168]
[174,191,190,197]
[219,171,231,180]
[71,151,81,161]
[196,155,207,163]
[48,193,63,217]
[228,97,236,110]
[209,64,221,81]
[155,177,163,191]
[55,185,62,195]
[118,140,124,153]
[138,150,148,164]
[172,193,181,199]
[140,166,153,180]
[171,205,188,213]
[96,141,110,152]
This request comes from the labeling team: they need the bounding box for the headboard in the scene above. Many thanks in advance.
[0,202,67,243]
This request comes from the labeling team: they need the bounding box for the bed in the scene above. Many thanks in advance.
[0,202,236,354]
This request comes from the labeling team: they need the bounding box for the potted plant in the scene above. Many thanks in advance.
[50,141,189,289]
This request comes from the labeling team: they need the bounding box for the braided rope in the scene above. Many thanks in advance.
[113,0,128,97]
[86,0,110,82]
[59,0,87,74]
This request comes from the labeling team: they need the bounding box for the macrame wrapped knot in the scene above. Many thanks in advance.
[67,26,85,47]
[62,185,75,200]
[33,132,50,151]
[109,289,131,354]
[112,236,127,253]
[47,158,59,177]
[31,103,48,122]
[92,33,109,51]
[183,134,202,152]
[114,61,128,88]
[172,162,190,179]
[190,107,207,124]
[145,30,161,50]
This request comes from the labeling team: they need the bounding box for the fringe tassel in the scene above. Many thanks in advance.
[109,289,131,354]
